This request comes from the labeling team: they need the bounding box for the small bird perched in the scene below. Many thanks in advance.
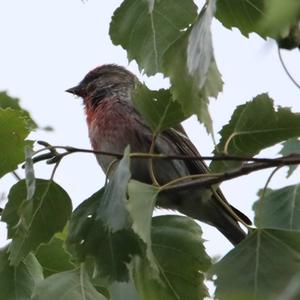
[66,64,251,245]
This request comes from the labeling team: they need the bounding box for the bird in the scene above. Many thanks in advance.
[66,64,251,245]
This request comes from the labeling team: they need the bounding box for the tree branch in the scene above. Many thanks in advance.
[31,142,300,193]
[160,156,300,193]
[33,141,295,164]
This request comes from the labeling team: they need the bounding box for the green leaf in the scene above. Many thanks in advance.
[0,247,43,300]
[276,273,300,300]
[97,148,132,232]
[187,0,216,89]
[258,0,300,38]
[279,138,300,177]
[36,236,74,277]
[67,193,143,283]
[108,281,139,300]
[66,189,103,262]
[152,216,211,299]
[128,183,211,299]
[125,180,210,300]
[127,180,159,270]
[211,94,300,171]
[164,0,223,134]
[133,215,211,300]
[145,0,154,12]
[215,0,264,37]
[66,152,144,283]
[253,184,300,231]
[0,92,23,110]
[0,108,32,178]
[162,30,222,134]
[212,229,300,300]
[127,180,158,246]
[0,91,37,130]
[2,179,72,265]
[32,266,106,300]
[109,0,197,75]
[24,145,35,200]
[215,0,300,39]
[133,85,186,132]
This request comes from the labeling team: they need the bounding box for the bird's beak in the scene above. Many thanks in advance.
[65,85,81,96]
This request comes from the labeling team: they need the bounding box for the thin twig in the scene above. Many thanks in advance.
[12,171,22,181]
[160,157,299,193]
[148,134,160,186]
[212,188,252,228]
[161,173,220,190]
[278,46,300,89]
[50,159,61,181]
[30,143,300,194]
[105,158,119,185]
[33,142,299,164]
[256,166,282,229]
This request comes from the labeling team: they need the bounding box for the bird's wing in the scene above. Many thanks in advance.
[162,124,210,175]
[162,125,252,226]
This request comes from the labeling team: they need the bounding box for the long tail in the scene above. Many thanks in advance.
[169,194,251,246]
[208,202,251,245]
[157,190,251,245]
[213,212,247,245]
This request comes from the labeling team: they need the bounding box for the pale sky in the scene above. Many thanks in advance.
[0,0,300,257]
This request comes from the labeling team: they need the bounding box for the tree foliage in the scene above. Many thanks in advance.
[1,1,300,299]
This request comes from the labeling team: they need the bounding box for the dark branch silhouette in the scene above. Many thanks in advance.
[161,156,299,193]
[29,141,300,193]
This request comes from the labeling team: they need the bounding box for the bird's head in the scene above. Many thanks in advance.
[66,64,137,108]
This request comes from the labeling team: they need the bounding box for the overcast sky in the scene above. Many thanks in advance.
[0,0,300,257]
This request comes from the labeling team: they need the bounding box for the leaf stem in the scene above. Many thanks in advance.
[256,166,282,229]
[12,171,22,181]
[278,46,300,90]
[148,134,160,186]
[160,173,220,190]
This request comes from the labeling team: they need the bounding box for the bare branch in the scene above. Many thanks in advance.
[30,142,300,193]
[160,156,300,193]
[32,141,296,164]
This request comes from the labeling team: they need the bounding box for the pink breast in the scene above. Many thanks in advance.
[87,99,134,172]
